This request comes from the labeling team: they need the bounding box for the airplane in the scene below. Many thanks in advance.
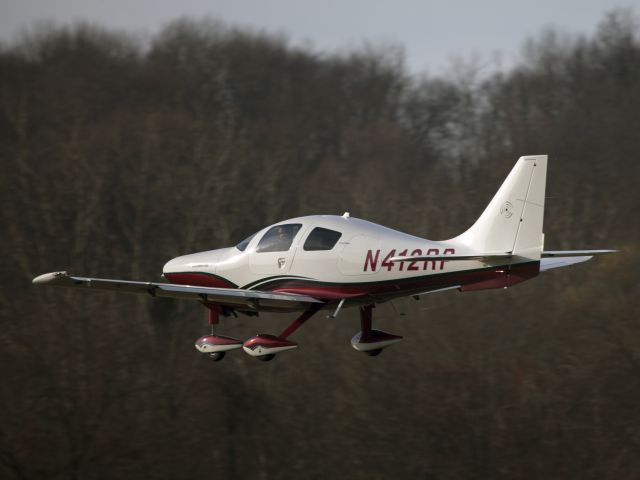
[33,155,616,362]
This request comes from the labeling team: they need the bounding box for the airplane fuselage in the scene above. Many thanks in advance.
[162,215,539,303]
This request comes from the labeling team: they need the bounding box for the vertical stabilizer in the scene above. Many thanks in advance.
[453,155,547,261]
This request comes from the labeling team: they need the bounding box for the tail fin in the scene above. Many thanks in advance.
[453,155,547,261]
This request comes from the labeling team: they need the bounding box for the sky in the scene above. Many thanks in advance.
[0,0,634,73]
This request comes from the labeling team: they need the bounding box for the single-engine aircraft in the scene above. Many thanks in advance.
[34,155,616,361]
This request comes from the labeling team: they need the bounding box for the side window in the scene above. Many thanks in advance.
[303,227,342,251]
[256,224,302,253]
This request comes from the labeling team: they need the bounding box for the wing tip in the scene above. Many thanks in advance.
[32,271,67,285]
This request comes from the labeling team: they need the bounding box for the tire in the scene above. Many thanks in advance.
[206,351,226,362]
[364,348,383,357]
[256,354,276,362]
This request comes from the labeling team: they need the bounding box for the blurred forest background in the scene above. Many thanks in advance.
[1,8,639,480]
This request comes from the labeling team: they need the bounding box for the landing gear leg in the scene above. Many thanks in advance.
[208,304,220,333]
[360,304,373,334]
[359,305,382,356]
[194,304,243,360]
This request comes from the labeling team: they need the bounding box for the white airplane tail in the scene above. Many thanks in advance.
[453,155,547,261]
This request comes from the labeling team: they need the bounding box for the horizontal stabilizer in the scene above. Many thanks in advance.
[390,249,617,263]
[541,250,617,257]
[539,249,617,272]
[540,256,593,271]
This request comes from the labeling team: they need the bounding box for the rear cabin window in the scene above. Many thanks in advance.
[303,227,342,251]
[256,224,302,253]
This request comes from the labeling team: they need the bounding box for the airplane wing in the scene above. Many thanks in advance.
[410,285,461,298]
[32,271,323,313]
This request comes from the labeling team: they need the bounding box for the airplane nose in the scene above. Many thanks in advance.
[162,250,233,287]
[163,254,195,274]
[163,256,203,274]
[162,256,184,274]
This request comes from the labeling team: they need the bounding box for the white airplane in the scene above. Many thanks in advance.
[33,155,615,361]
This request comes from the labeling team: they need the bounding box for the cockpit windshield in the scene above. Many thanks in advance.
[235,233,256,252]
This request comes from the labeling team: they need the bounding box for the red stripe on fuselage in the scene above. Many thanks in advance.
[164,272,236,288]
[271,262,540,299]
[165,263,540,300]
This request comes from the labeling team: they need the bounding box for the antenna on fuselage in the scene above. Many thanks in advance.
[342,212,350,218]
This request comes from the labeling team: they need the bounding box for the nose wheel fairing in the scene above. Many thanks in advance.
[195,334,244,354]
[242,334,298,357]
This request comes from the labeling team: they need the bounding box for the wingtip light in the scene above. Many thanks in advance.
[32,271,67,284]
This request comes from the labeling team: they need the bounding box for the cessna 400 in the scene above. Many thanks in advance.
[33,155,615,361]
